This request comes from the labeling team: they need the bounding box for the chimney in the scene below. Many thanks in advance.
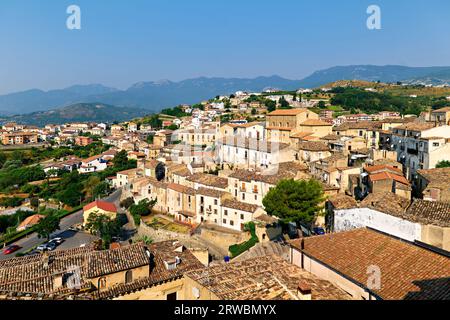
[300,238,305,269]
[42,251,50,269]
[297,281,312,300]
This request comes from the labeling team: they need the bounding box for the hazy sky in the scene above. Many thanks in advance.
[0,0,449,94]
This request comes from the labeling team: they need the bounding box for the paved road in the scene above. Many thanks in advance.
[0,188,123,260]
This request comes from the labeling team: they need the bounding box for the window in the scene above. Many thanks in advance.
[125,270,133,284]
[240,214,244,220]
[223,219,227,224]
[224,210,228,216]
[98,277,107,289]
[242,193,245,200]
[214,209,218,215]
[167,292,177,300]
[214,199,218,205]
[230,220,234,226]
[433,142,440,147]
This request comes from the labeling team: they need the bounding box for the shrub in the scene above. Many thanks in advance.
[228,222,259,258]
[120,197,134,209]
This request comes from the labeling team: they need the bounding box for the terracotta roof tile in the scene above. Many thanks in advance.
[83,200,117,213]
[185,255,352,300]
[405,199,450,227]
[268,109,308,116]
[222,199,259,213]
[289,228,450,300]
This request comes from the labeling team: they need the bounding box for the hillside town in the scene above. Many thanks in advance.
[0,87,449,301]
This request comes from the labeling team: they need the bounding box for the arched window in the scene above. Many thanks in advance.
[98,277,107,289]
[125,270,133,284]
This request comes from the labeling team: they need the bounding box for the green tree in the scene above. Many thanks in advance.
[30,197,40,211]
[165,124,179,131]
[262,179,325,224]
[36,212,60,241]
[436,160,450,168]
[251,108,257,115]
[279,97,291,109]
[265,100,276,112]
[120,197,135,209]
[84,211,121,249]
[56,183,83,207]
[0,152,7,168]
[318,101,327,109]
[83,176,101,201]
[93,181,110,198]
[113,150,128,168]
[129,199,156,217]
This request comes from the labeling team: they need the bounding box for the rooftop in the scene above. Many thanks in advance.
[405,199,450,228]
[185,255,352,300]
[221,198,259,213]
[369,171,410,186]
[289,228,450,300]
[186,173,229,189]
[0,241,204,300]
[83,200,117,213]
[395,121,436,131]
[98,241,204,299]
[267,109,308,116]
[417,167,450,186]
[360,192,409,216]
[296,141,329,152]
[328,194,358,210]
[196,187,228,198]
[333,121,382,131]
[300,119,332,126]
[167,183,197,195]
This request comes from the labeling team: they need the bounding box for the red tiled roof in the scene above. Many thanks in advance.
[17,214,45,229]
[83,200,117,213]
[369,171,409,185]
[365,165,403,175]
[289,228,450,300]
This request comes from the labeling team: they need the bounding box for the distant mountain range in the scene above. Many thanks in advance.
[1,103,149,126]
[1,65,450,118]
[299,65,450,88]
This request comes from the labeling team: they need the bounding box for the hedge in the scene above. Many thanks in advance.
[228,222,259,258]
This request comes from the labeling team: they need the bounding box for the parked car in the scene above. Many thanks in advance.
[37,241,57,252]
[111,236,122,243]
[313,227,326,235]
[49,237,64,245]
[3,245,21,255]
[46,242,57,251]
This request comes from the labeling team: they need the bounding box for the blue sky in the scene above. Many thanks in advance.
[0,0,449,94]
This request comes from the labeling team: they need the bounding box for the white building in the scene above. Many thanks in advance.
[217,137,294,168]
[389,123,450,179]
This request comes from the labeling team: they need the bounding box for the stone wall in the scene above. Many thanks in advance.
[137,220,192,242]
[199,226,249,253]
